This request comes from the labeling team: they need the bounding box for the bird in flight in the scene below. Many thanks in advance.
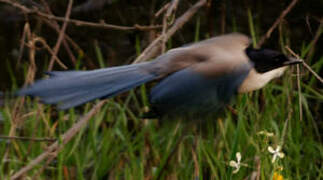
[18,33,301,117]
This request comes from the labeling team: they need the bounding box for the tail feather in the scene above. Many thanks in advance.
[18,62,157,109]
[57,74,154,109]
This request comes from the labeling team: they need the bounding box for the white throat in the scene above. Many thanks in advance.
[238,67,287,93]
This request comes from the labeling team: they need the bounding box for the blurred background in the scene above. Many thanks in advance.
[0,0,322,90]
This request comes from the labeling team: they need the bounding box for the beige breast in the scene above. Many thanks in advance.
[238,66,287,93]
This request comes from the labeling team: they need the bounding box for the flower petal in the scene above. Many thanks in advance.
[258,131,274,137]
[273,172,284,180]
[232,166,240,174]
[278,152,285,158]
[268,146,275,153]
[236,152,241,162]
[229,161,237,167]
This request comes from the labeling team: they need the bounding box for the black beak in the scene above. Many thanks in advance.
[283,57,303,66]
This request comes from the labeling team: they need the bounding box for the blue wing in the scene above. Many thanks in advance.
[149,64,251,115]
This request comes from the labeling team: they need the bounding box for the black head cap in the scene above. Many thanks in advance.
[245,47,302,73]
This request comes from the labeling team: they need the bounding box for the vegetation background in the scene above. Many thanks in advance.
[0,0,322,179]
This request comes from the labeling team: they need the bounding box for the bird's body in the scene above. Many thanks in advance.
[18,33,301,116]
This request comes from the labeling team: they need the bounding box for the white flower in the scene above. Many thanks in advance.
[257,130,274,137]
[268,145,285,163]
[229,152,242,174]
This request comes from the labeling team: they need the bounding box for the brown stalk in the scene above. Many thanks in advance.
[39,0,77,65]
[24,36,68,69]
[17,23,31,68]
[155,2,170,18]
[43,19,96,68]
[161,0,179,53]
[47,0,73,71]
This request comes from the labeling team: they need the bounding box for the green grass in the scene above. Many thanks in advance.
[0,13,322,180]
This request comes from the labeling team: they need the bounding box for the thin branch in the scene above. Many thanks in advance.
[10,100,106,180]
[133,0,207,64]
[43,19,95,68]
[47,0,73,71]
[155,2,170,18]
[285,46,323,84]
[0,0,162,31]
[161,16,169,53]
[39,0,77,65]
[161,0,179,53]
[166,0,179,18]
[257,0,299,47]
[162,0,179,53]
[25,36,68,69]
[17,23,30,68]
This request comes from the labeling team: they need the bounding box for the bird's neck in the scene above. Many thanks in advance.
[238,66,287,93]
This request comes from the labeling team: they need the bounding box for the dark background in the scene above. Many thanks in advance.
[0,0,322,91]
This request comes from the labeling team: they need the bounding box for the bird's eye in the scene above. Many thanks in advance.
[274,55,284,62]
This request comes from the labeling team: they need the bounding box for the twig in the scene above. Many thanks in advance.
[23,33,38,85]
[133,0,207,64]
[32,151,59,179]
[10,100,106,180]
[0,135,55,142]
[161,15,169,53]
[285,46,323,84]
[155,2,170,18]
[43,19,95,68]
[161,0,179,53]
[39,0,77,66]
[166,0,179,18]
[0,0,162,31]
[257,0,299,47]
[17,23,30,68]
[226,105,238,116]
[48,0,73,71]
[25,36,68,70]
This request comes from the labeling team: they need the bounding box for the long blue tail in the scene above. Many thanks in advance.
[18,62,157,109]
